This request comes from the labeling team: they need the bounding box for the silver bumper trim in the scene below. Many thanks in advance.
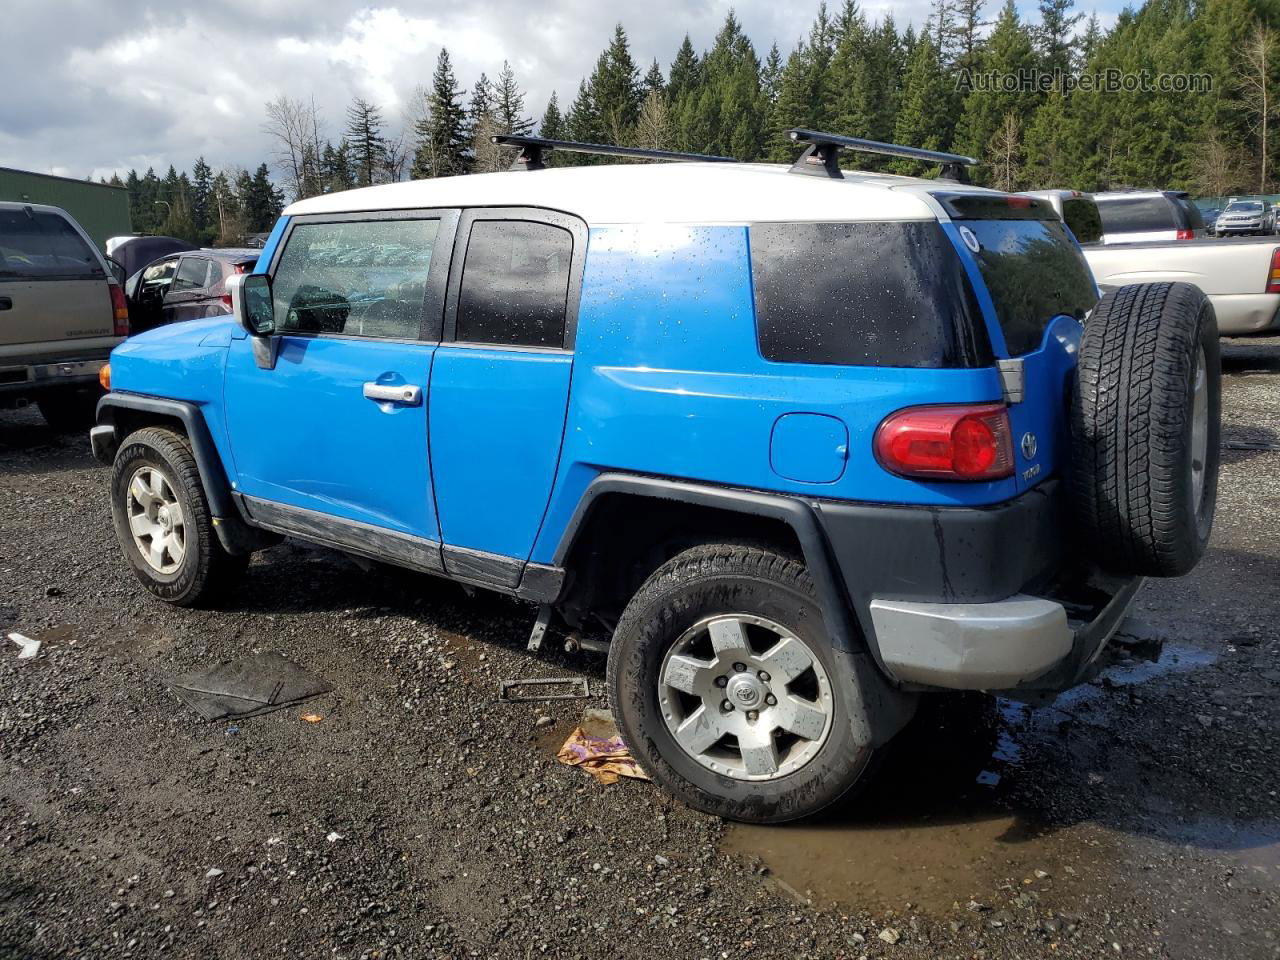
[870,594,1073,690]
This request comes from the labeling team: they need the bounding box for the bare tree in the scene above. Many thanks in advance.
[1192,128,1253,198]
[264,96,325,201]
[1238,22,1276,193]
[988,112,1023,192]
[634,89,673,151]
[470,112,512,173]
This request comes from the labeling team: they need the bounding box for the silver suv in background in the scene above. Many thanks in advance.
[1092,190,1205,243]
[1213,199,1275,237]
[0,202,128,429]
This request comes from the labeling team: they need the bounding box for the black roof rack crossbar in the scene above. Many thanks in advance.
[491,135,738,171]
[786,129,979,183]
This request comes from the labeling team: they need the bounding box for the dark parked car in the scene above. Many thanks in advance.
[126,249,260,333]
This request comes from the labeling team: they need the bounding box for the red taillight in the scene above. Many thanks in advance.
[1006,195,1032,209]
[221,293,233,309]
[234,263,250,274]
[1176,228,1194,240]
[874,404,1015,481]
[109,283,129,337]
[1267,248,1280,294]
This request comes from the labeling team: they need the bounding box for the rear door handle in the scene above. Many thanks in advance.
[0,297,11,311]
[363,382,422,406]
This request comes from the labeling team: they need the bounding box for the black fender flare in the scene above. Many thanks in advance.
[551,473,862,654]
[95,393,275,555]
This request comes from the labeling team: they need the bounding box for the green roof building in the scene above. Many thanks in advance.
[0,167,132,251]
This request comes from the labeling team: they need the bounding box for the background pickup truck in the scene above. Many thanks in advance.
[1025,190,1280,336]
[1082,237,1280,336]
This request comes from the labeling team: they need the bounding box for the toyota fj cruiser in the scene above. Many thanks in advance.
[91,131,1221,823]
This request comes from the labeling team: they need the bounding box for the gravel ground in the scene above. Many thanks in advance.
[2,339,1279,960]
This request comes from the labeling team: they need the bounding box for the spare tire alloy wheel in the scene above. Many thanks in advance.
[126,466,187,574]
[658,614,834,780]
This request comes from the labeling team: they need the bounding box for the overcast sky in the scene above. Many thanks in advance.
[3,0,1114,184]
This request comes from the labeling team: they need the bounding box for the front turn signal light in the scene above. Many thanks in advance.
[99,363,111,391]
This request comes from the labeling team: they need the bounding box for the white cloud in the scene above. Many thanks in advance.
[2,0,1109,184]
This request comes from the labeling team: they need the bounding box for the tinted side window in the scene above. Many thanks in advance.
[173,257,212,291]
[0,208,103,280]
[1096,197,1177,233]
[456,220,573,348]
[958,218,1099,355]
[271,218,439,340]
[1062,198,1103,245]
[1170,196,1204,230]
[749,221,989,368]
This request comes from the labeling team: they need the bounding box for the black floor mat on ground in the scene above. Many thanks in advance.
[168,651,331,721]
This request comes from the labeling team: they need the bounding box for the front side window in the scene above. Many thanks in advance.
[750,220,988,368]
[139,257,178,296]
[271,218,440,340]
[0,209,103,280]
[456,220,573,348]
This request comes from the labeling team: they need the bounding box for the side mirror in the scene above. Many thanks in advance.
[228,273,275,336]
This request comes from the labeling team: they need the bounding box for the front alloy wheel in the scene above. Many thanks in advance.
[125,466,187,574]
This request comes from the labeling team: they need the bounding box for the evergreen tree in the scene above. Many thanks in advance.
[644,59,666,95]
[467,72,495,150]
[892,35,954,171]
[565,79,603,155]
[766,5,838,160]
[668,35,703,106]
[589,24,644,144]
[949,0,989,72]
[1037,0,1085,75]
[540,93,567,166]
[345,98,387,187]
[190,158,214,239]
[412,47,468,178]
[953,0,1039,180]
[322,141,355,193]
[243,163,283,232]
[1023,79,1073,186]
[494,61,534,136]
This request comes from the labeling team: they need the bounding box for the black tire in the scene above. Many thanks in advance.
[607,543,905,824]
[1071,282,1220,577]
[109,427,248,606]
[37,389,100,432]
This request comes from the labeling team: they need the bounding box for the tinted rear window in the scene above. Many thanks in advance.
[1171,196,1204,230]
[957,218,1099,355]
[749,221,989,368]
[1095,196,1177,233]
[0,208,103,280]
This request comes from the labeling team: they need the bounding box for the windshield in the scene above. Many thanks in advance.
[955,218,1099,356]
[1227,201,1263,213]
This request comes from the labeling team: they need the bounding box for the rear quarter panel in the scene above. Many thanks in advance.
[530,223,1012,564]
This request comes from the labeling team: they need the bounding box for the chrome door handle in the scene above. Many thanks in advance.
[363,382,422,406]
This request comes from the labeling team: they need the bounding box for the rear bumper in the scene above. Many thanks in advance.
[1209,293,1280,335]
[815,482,1141,694]
[868,577,1141,692]
[0,355,110,400]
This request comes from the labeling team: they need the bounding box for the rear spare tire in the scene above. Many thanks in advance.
[1071,281,1220,577]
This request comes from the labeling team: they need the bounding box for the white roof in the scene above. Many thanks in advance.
[286,162,999,227]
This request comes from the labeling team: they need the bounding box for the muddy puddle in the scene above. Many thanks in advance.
[721,639,1280,915]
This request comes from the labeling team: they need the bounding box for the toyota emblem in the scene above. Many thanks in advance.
[1020,432,1038,460]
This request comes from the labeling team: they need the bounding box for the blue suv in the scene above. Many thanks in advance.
[91,132,1221,823]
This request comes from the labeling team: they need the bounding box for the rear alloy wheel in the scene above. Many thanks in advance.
[609,543,909,823]
[658,613,834,780]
